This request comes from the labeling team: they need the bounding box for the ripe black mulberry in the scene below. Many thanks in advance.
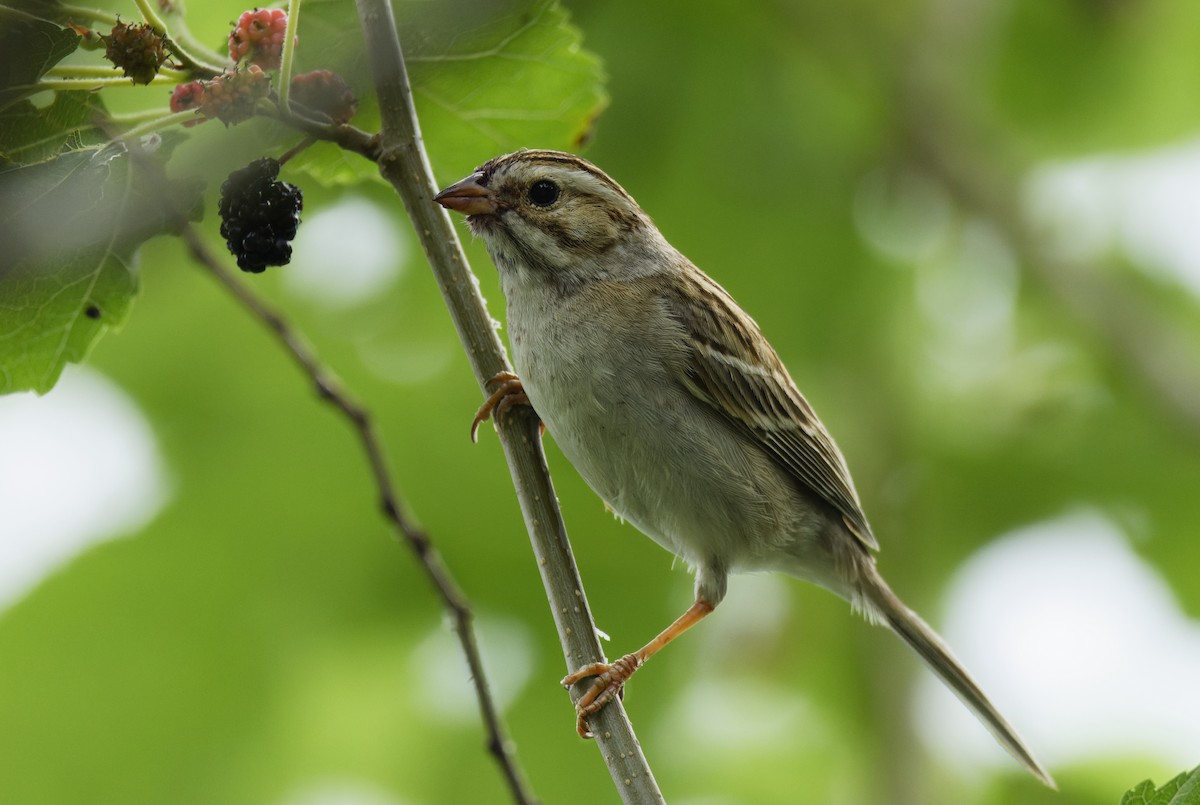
[218,158,303,273]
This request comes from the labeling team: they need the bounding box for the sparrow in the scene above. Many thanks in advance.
[435,149,1053,787]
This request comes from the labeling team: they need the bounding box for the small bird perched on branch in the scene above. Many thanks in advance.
[436,149,1054,787]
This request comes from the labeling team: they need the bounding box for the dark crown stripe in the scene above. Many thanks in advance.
[489,149,636,204]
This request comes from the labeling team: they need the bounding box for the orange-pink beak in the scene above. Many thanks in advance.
[434,172,497,216]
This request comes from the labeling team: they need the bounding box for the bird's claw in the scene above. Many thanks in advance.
[561,654,642,739]
[471,370,538,442]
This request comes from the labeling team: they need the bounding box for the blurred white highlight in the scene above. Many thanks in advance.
[277,780,411,805]
[916,511,1200,772]
[1026,137,1200,295]
[411,614,535,721]
[0,368,168,611]
[285,197,407,308]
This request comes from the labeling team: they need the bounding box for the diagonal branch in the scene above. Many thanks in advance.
[351,0,665,802]
[116,103,539,804]
[176,226,537,805]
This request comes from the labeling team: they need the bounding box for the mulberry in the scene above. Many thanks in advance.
[218,158,303,273]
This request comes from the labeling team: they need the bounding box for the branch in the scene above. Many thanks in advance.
[267,106,382,161]
[176,227,537,802]
[351,0,665,802]
[112,98,538,802]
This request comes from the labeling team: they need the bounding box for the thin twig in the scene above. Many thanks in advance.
[351,0,665,802]
[104,85,537,805]
[134,0,226,76]
[177,226,537,804]
[277,136,316,166]
[267,106,382,161]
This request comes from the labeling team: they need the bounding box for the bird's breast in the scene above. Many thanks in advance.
[498,270,806,571]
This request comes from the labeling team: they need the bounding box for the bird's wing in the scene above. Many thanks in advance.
[659,269,878,551]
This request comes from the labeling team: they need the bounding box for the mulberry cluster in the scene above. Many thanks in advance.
[228,8,290,70]
[208,65,272,125]
[102,21,170,85]
[164,9,355,132]
[199,65,270,126]
[289,70,358,124]
[218,158,303,273]
[167,66,269,127]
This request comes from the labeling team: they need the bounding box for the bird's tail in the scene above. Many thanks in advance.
[858,563,1056,788]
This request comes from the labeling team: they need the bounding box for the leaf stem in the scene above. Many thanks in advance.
[107,107,174,124]
[164,9,232,75]
[277,136,316,166]
[132,0,170,37]
[37,76,176,89]
[46,64,189,81]
[58,4,120,26]
[276,0,302,112]
[115,109,200,141]
[132,0,226,77]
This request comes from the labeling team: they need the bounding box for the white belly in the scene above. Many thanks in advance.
[501,272,826,583]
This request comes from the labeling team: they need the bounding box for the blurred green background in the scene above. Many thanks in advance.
[3,0,1200,803]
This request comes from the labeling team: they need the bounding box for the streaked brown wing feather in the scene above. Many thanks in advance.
[660,267,878,551]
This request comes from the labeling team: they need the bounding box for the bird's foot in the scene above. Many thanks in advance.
[561,653,642,739]
[470,371,540,442]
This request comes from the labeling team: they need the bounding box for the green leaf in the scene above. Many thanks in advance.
[1121,766,1200,805]
[0,0,606,396]
[0,90,106,164]
[0,6,80,112]
[408,0,607,178]
[290,0,607,186]
[0,143,200,394]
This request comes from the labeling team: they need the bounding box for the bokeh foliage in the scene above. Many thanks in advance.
[2,0,1199,803]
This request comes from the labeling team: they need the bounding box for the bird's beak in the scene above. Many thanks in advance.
[434,172,496,216]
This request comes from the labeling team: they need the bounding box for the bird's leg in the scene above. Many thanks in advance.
[470,370,542,442]
[562,599,715,738]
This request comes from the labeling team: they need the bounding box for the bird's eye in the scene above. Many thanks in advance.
[527,179,560,207]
